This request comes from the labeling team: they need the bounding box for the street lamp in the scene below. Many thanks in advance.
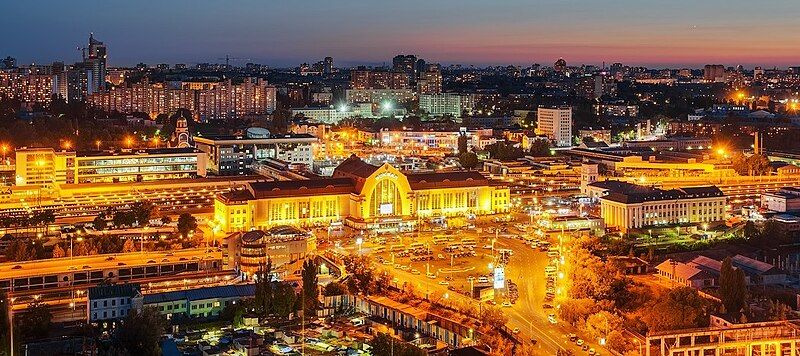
[95,140,102,151]
[356,236,363,254]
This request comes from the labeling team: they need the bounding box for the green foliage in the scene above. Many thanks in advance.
[17,299,52,341]
[719,257,748,316]
[457,133,468,155]
[484,141,524,161]
[458,152,479,170]
[641,287,708,332]
[176,213,198,237]
[301,259,319,315]
[322,281,348,296]
[93,213,108,230]
[113,307,166,356]
[369,333,426,356]
[527,139,552,157]
[731,153,771,176]
[765,299,792,321]
[0,291,10,356]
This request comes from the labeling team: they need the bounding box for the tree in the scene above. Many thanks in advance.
[160,216,171,225]
[719,257,748,317]
[114,307,166,356]
[93,213,108,231]
[130,201,154,226]
[457,133,468,155]
[584,311,622,342]
[742,221,758,239]
[458,152,479,170]
[370,333,426,356]
[122,238,136,253]
[270,110,290,134]
[0,290,10,356]
[528,139,552,157]
[322,281,348,296]
[6,239,34,262]
[51,244,65,258]
[254,257,273,316]
[343,255,377,295]
[176,213,198,237]
[271,282,297,318]
[641,287,708,332]
[765,299,791,321]
[17,299,51,340]
[301,259,319,316]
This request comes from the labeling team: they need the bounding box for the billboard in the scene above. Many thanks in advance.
[493,266,505,289]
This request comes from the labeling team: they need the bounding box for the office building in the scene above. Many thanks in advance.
[230,226,317,279]
[14,147,207,188]
[537,106,573,147]
[592,180,726,232]
[193,129,316,175]
[213,155,510,233]
[88,284,143,324]
[86,33,108,92]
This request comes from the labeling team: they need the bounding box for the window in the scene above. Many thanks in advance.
[103,300,107,307]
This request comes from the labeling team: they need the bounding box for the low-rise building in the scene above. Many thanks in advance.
[14,147,207,188]
[762,187,800,213]
[88,283,143,324]
[655,259,716,289]
[229,226,317,280]
[213,155,509,233]
[143,284,256,320]
[593,181,725,232]
[194,129,315,175]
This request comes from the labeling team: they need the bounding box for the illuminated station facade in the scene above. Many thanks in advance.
[214,155,510,233]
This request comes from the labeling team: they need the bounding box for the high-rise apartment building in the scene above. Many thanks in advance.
[350,69,409,90]
[417,65,442,95]
[392,54,417,79]
[703,64,726,82]
[537,106,573,147]
[88,77,276,121]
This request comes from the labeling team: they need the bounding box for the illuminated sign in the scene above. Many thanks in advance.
[380,203,393,215]
[493,266,505,289]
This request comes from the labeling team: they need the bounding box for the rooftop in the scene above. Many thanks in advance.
[89,283,141,300]
[143,284,256,304]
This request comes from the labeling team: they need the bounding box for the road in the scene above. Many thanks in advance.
[368,228,611,355]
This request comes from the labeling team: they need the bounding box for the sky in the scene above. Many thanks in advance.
[2,0,799,69]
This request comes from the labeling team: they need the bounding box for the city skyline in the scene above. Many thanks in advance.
[3,0,799,68]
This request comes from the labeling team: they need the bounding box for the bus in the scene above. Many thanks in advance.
[432,236,450,245]
[409,242,425,251]
[444,242,462,252]
[461,238,477,248]
[390,244,405,252]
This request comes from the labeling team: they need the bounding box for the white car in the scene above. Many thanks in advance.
[576,339,584,346]
[477,276,490,283]
[438,281,449,286]
[502,301,512,307]
[548,314,557,324]
[411,269,421,275]
[427,273,437,279]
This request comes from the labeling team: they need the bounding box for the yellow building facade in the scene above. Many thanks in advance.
[214,156,509,233]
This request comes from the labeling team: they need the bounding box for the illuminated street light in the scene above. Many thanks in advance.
[381,101,393,112]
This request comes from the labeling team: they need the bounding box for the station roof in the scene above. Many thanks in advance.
[143,284,256,304]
